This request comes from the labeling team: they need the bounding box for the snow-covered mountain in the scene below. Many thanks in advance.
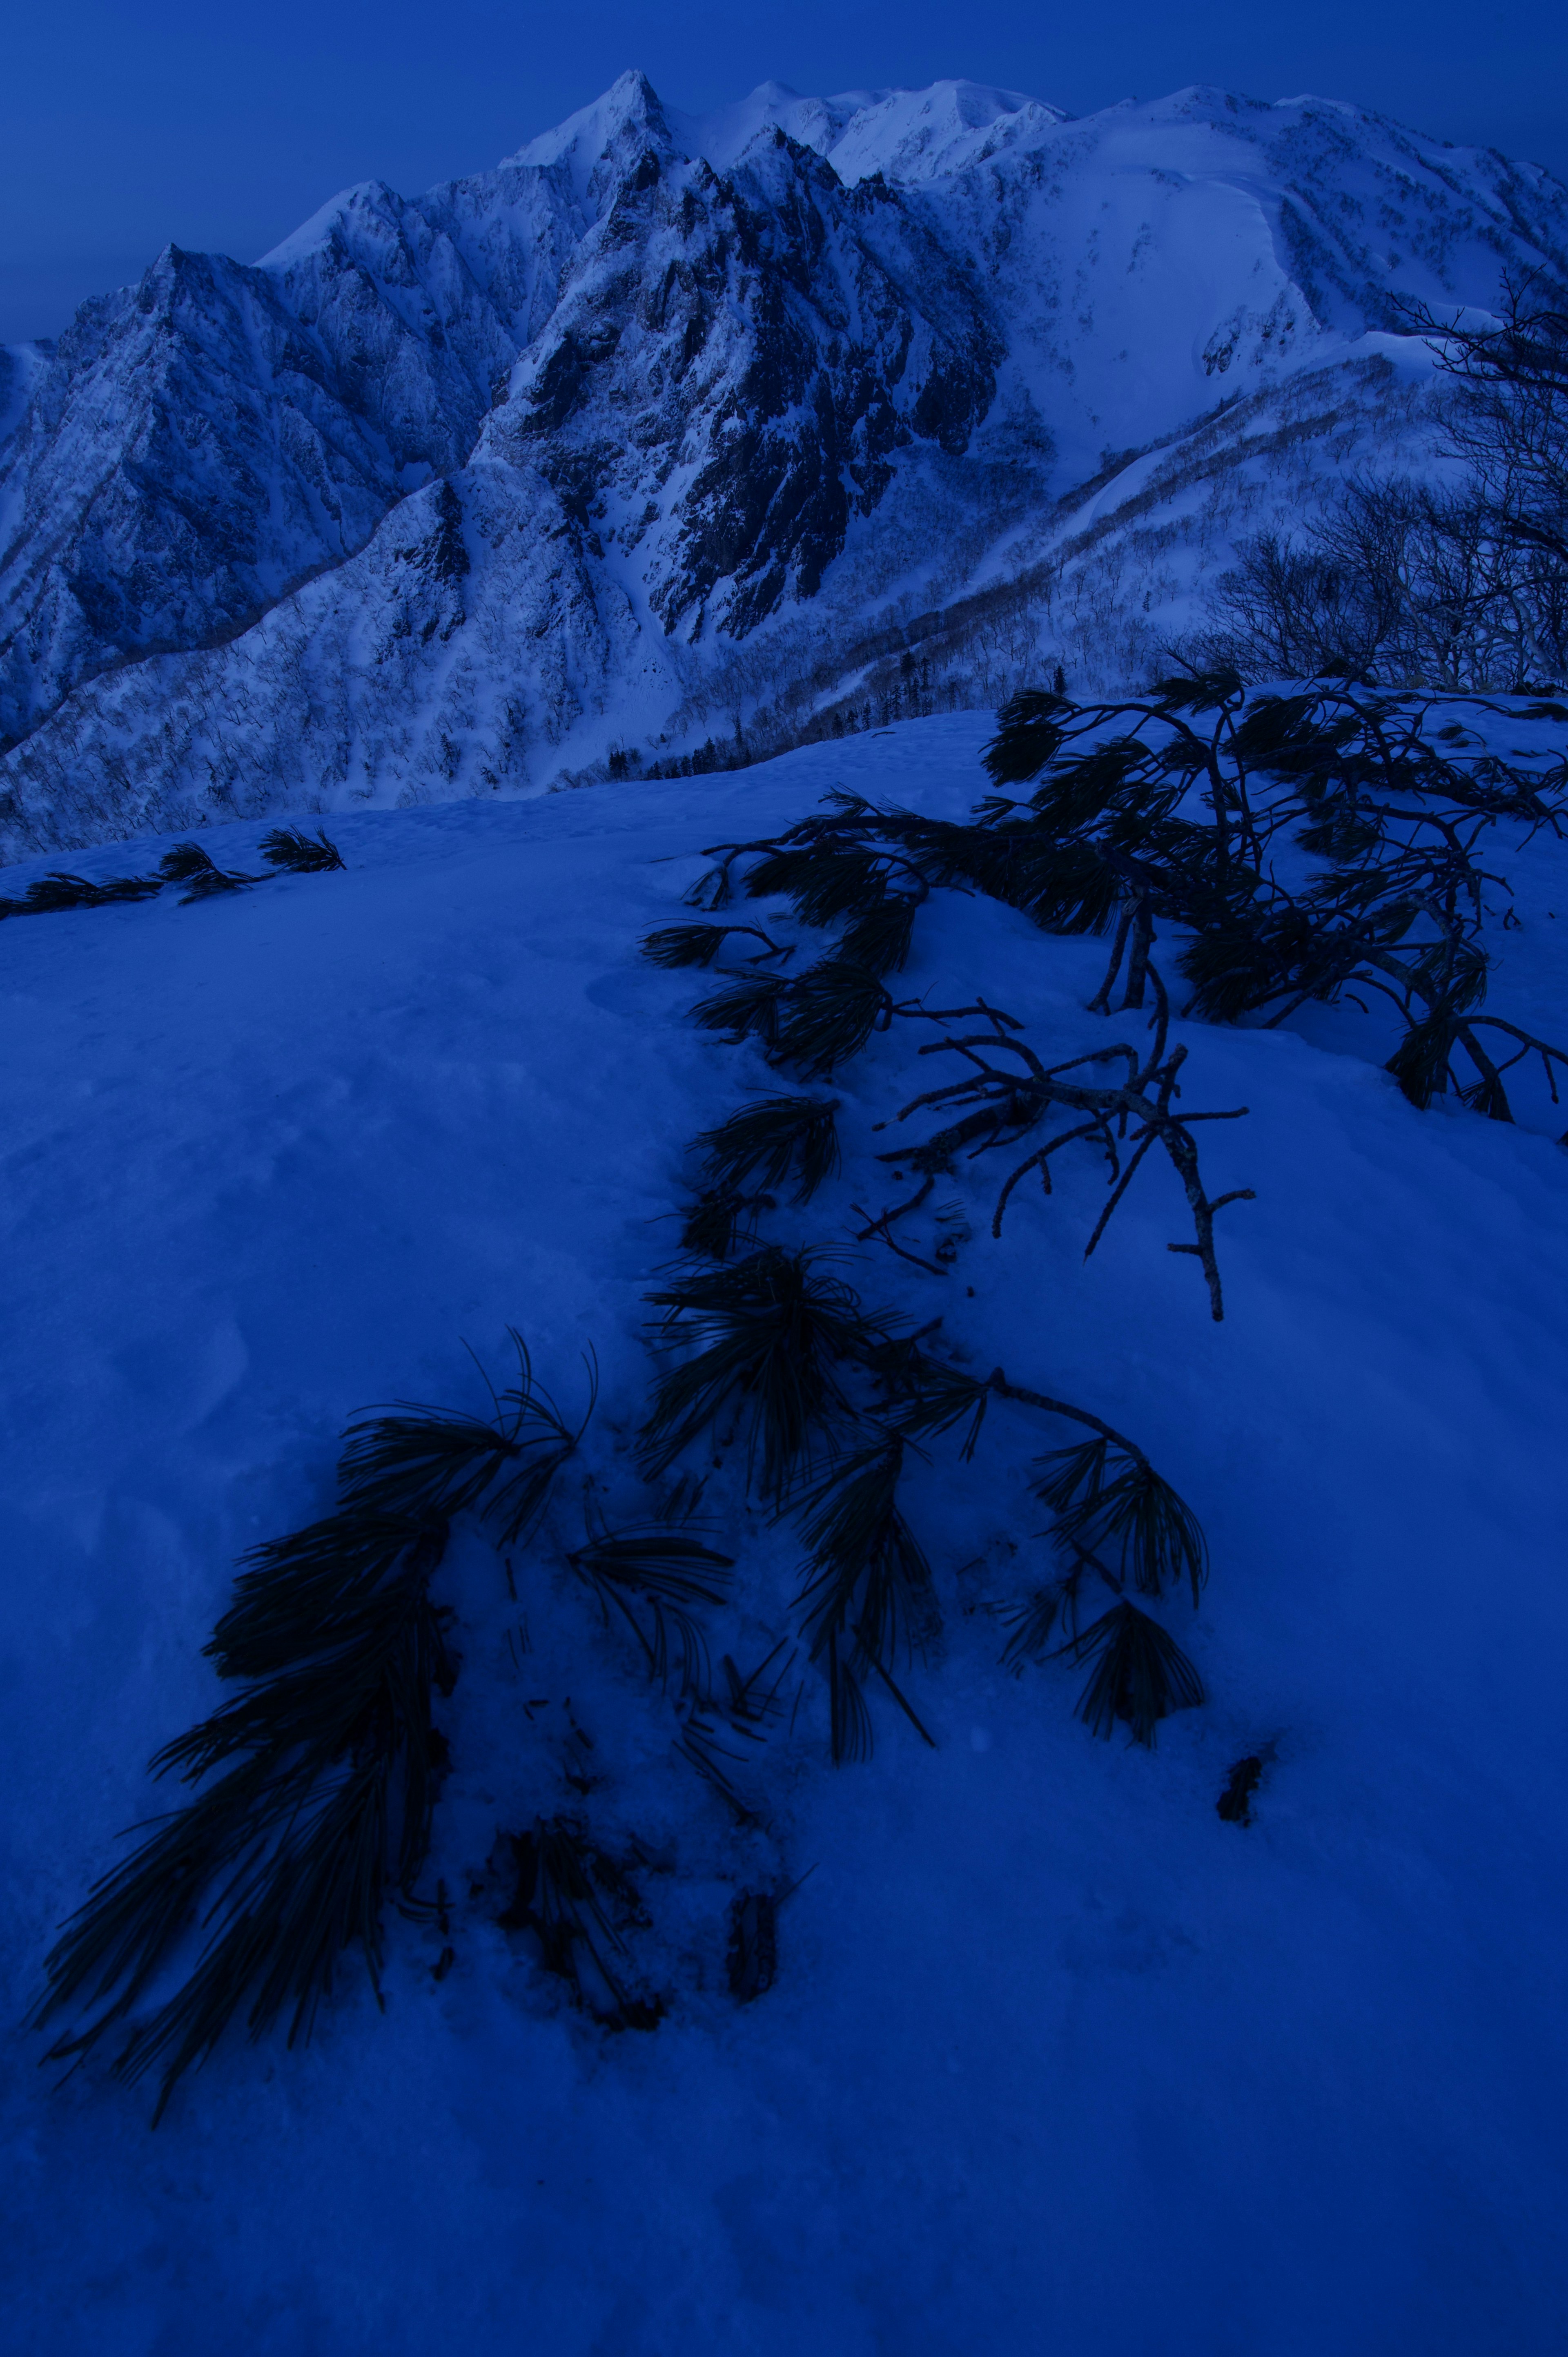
[2,71,1567,855]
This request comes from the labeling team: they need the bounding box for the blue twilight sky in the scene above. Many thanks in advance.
[3,0,1566,344]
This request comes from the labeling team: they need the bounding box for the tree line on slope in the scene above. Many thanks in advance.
[1205,275,1568,693]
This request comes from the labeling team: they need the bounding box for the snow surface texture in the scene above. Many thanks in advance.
[2,714,1566,2352]
[2,73,1567,854]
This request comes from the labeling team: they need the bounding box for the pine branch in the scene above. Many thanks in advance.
[769,960,893,1077]
[497,1820,663,2029]
[258,828,345,874]
[677,1188,769,1261]
[639,1249,885,1497]
[791,1438,940,1762]
[641,922,786,968]
[157,843,261,902]
[1033,1437,1208,1605]
[34,1333,590,2114]
[33,1516,452,2119]
[888,1006,1253,1320]
[689,970,793,1048]
[691,1095,841,1204]
[567,1527,734,1699]
[1065,1601,1205,1745]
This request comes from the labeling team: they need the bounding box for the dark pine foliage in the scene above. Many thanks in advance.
[1032,1437,1208,1605]
[497,1820,664,2029]
[792,1438,939,1762]
[22,874,125,913]
[769,960,894,1077]
[692,1095,841,1204]
[677,1188,769,1262]
[639,1248,888,1498]
[1065,1600,1205,1745]
[33,1338,592,2116]
[259,827,346,874]
[32,1512,454,2120]
[641,922,786,968]
[689,970,793,1049]
[157,843,262,903]
[685,673,1566,1132]
[566,1527,734,1699]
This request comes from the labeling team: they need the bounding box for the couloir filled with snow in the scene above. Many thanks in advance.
[1,715,1565,2352]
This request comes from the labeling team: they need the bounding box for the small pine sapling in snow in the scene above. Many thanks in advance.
[258,827,346,874]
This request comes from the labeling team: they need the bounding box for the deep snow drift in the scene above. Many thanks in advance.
[2,713,1566,2353]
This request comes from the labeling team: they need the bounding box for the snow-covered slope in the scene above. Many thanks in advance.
[1,716,1566,2350]
[2,73,1567,855]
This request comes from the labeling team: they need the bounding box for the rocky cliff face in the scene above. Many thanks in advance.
[2,70,1565,855]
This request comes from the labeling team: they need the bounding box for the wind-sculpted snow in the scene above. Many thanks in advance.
[2,717,1567,2348]
[1,70,1566,854]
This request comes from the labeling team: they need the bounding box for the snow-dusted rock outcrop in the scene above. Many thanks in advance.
[2,71,1566,854]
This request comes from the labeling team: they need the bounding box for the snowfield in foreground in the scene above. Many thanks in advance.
[2,712,1566,2353]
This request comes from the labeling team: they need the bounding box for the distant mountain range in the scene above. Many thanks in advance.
[2,70,1566,855]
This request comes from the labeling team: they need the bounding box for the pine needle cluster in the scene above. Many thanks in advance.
[32,1338,592,2117]
[566,1527,734,1699]
[792,1439,939,1761]
[259,828,347,874]
[497,1820,664,2029]
[641,1248,888,1498]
